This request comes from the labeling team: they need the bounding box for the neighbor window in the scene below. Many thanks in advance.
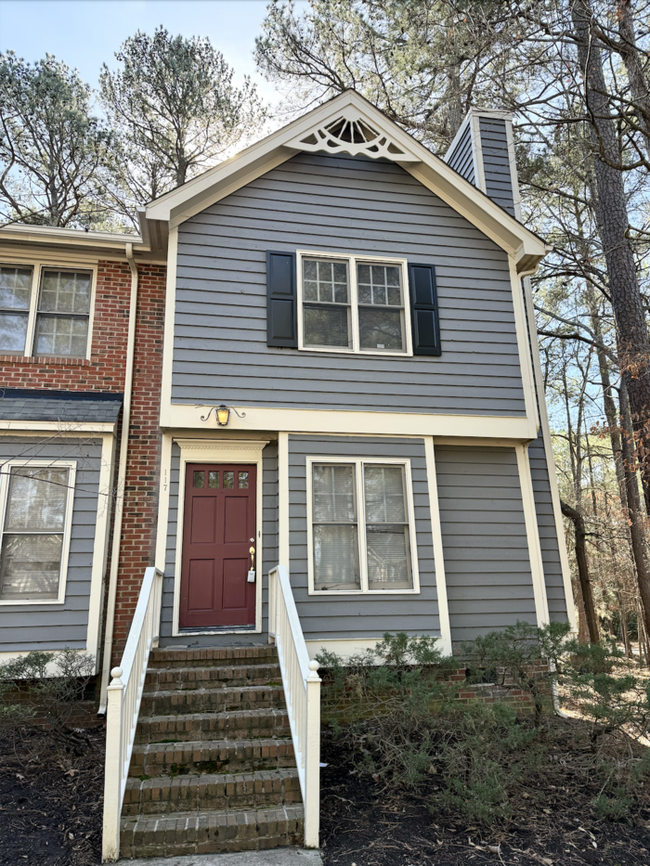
[0,264,93,358]
[300,254,409,354]
[309,459,417,593]
[0,463,75,603]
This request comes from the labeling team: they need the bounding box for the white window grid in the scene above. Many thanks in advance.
[296,250,413,357]
[0,459,77,605]
[0,260,97,360]
[306,456,420,595]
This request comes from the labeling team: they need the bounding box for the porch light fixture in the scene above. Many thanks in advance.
[198,404,246,425]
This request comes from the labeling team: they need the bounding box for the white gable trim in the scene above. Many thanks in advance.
[145,91,546,273]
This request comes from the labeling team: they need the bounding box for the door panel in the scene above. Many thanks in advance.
[190,497,218,544]
[224,497,248,543]
[180,463,257,629]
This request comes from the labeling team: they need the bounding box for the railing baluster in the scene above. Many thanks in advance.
[102,567,163,862]
[268,565,321,848]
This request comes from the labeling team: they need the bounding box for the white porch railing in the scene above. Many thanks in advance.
[101,566,163,862]
[268,564,321,848]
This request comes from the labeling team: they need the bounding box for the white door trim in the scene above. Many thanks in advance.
[172,438,269,637]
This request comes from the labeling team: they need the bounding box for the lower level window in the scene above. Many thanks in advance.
[0,463,74,602]
[310,459,417,593]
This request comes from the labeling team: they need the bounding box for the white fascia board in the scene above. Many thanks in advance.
[0,420,116,433]
[144,90,546,270]
[161,402,538,441]
[0,223,146,251]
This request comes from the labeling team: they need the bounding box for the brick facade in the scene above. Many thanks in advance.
[110,264,166,662]
[0,258,167,666]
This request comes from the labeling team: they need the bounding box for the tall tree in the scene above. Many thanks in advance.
[256,0,522,148]
[568,0,650,517]
[100,27,267,213]
[0,52,113,228]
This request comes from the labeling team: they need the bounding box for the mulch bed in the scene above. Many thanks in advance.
[0,726,105,866]
[319,717,650,866]
[2,715,650,865]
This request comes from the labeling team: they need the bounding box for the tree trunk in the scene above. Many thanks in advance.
[561,499,600,643]
[616,0,650,159]
[572,0,650,512]
[619,382,650,648]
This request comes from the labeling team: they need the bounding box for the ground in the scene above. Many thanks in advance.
[318,718,650,866]
[0,726,104,866]
[2,717,650,865]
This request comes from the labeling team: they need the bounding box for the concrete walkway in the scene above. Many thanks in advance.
[122,848,323,866]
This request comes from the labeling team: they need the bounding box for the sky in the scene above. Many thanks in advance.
[0,0,283,104]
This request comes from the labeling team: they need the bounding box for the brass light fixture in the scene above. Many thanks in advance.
[199,404,246,426]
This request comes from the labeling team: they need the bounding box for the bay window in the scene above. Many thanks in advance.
[308,458,418,594]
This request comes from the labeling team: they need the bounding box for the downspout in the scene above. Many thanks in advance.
[98,243,139,713]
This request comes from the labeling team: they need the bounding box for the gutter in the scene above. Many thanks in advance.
[98,242,139,713]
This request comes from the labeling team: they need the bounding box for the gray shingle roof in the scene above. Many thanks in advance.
[0,390,123,424]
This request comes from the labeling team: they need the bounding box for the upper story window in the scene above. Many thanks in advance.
[0,461,76,604]
[299,253,410,355]
[266,250,441,357]
[0,263,93,358]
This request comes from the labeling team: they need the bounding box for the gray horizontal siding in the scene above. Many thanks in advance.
[173,152,525,416]
[446,123,475,184]
[479,118,515,216]
[529,435,568,621]
[436,444,536,643]
[288,435,439,643]
[0,437,103,653]
[159,440,278,647]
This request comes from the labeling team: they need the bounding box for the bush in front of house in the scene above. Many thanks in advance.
[316,624,650,823]
[0,648,95,752]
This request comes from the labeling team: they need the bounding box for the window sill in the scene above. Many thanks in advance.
[0,354,90,366]
[309,589,420,596]
[299,346,412,358]
[0,598,64,606]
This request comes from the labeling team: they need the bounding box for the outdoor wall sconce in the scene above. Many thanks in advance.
[199,404,246,426]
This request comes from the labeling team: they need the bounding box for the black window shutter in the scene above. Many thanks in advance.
[267,251,297,347]
[408,263,441,356]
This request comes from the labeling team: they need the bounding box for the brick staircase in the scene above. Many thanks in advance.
[119,645,304,858]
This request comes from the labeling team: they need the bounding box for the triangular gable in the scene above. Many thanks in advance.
[145,91,547,274]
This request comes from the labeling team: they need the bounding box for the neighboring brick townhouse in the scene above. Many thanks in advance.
[0,225,168,699]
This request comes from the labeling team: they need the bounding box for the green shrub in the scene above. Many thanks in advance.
[0,648,95,751]
[317,625,650,825]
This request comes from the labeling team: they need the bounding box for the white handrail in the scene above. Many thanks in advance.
[101,566,163,862]
[268,565,321,848]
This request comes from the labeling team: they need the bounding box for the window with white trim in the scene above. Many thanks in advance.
[299,253,410,355]
[0,462,75,603]
[0,264,93,358]
[309,459,418,593]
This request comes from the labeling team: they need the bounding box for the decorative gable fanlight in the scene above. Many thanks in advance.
[286,105,419,163]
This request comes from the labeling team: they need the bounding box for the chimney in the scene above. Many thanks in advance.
[444,109,521,220]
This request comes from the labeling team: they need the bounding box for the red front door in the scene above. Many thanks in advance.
[179,463,257,629]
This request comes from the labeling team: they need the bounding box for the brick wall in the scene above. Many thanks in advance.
[0,258,167,666]
[107,264,166,663]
